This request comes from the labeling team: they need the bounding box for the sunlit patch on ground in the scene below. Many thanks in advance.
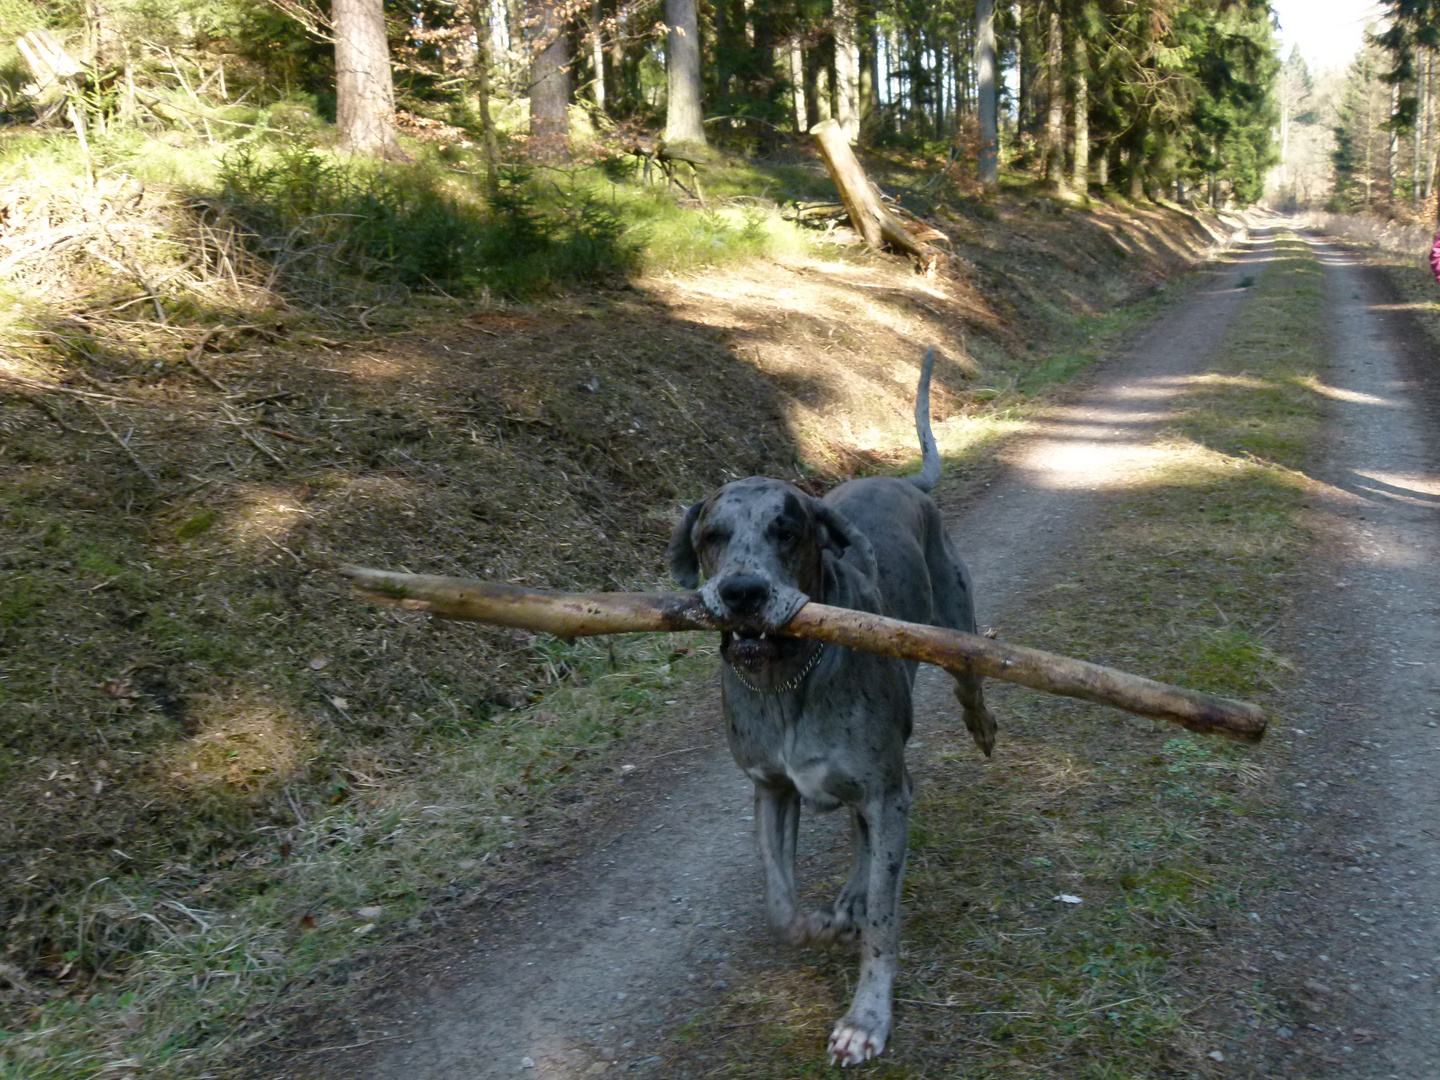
[1349,468,1440,499]
[225,484,314,550]
[0,350,51,381]
[328,347,445,383]
[1295,374,1397,407]
[167,690,312,792]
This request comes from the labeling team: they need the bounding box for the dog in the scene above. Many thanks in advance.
[667,346,995,1066]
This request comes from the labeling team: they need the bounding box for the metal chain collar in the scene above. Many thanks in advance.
[726,641,825,695]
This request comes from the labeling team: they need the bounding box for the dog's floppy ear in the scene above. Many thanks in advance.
[811,500,878,581]
[667,499,707,589]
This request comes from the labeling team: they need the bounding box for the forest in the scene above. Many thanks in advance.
[9,0,1285,225]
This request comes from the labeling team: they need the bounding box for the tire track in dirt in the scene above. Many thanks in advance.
[1241,236,1440,1078]
[297,233,1274,1080]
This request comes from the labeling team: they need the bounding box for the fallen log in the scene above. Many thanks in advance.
[810,118,942,267]
[340,567,1267,745]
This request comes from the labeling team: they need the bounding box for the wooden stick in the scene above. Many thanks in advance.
[340,568,1267,744]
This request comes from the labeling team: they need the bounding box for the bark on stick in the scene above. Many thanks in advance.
[340,567,1267,744]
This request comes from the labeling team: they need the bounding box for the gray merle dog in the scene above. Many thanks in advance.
[668,347,995,1066]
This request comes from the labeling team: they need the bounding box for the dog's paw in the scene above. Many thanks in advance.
[828,1015,888,1067]
[778,910,855,947]
[816,895,864,945]
[961,702,997,757]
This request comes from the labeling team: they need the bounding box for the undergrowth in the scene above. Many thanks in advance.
[215,146,637,301]
[654,237,1330,1077]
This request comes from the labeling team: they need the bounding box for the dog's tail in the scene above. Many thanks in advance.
[909,346,941,492]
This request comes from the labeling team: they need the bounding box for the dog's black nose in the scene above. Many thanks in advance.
[718,573,771,616]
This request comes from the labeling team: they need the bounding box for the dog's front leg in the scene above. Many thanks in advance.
[828,787,910,1066]
[753,781,808,944]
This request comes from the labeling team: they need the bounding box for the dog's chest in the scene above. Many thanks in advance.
[746,755,846,809]
[726,695,880,809]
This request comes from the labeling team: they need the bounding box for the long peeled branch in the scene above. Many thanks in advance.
[340,567,1267,745]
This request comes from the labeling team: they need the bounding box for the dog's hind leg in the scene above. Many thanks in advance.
[925,520,997,756]
[826,809,871,942]
[756,782,868,945]
[951,668,997,756]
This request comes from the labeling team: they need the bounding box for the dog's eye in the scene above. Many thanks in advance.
[772,524,797,544]
[700,528,729,548]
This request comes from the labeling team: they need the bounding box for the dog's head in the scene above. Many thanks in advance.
[667,477,872,673]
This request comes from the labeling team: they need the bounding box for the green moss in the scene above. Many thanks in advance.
[176,510,220,540]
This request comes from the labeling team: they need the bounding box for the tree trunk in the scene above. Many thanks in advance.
[1126,122,1147,200]
[1279,87,1290,194]
[528,0,571,160]
[468,0,501,197]
[1043,8,1065,191]
[788,41,806,132]
[954,27,968,121]
[749,0,780,129]
[834,0,861,142]
[589,0,606,114]
[86,0,123,68]
[1416,65,1425,210]
[1362,53,1373,208]
[906,29,925,135]
[664,0,707,147]
[813,116,884,248]
[1427,49,1439,207]
[1388,80,1399,206]
[860,17,879,136]
[1423,49,1435,204]
[933,39,944,135]
[1070,22,1088,193]
[1018,5,1034,141]
[975,0,998,188]
[507,0,526,86]
[607,4,626,112]
[333,0,406,159]
[715,0,743,97]
[1096,141,1108,186]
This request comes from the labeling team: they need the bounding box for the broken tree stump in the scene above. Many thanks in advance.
[340,567,1268,745]
[17,29,82,109]
[810,118,942,265]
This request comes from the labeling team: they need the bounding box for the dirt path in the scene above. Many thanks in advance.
[290,231,1284,1080]
[1238,236,1440,1078]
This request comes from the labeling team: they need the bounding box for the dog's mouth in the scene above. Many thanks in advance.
[723,628,786,671]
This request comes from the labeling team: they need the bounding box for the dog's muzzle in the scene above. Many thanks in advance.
[700,573,809,633]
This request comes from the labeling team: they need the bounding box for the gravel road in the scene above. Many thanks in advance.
[1239,235,1440,1078]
